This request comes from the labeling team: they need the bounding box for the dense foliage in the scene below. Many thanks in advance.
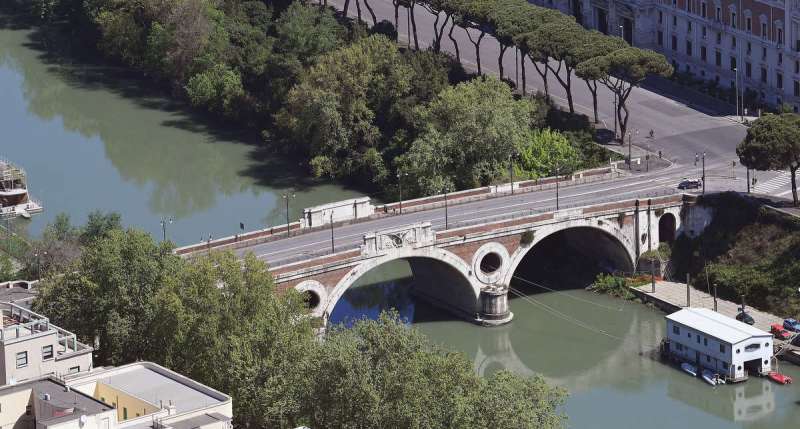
[22,0,658,198]
[671,193,800,317]
[31,216,566,428]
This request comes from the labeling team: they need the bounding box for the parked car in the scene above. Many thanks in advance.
[677,179,702,190]
[783,318,800,332]
[736,311,755,325]
[770,323,793,340]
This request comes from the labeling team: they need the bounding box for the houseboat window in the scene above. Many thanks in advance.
[736,348,740,354]
[737,365,742,370]
[696,335,701,344]
[703,338,708,346]
[764,360,769,365]
[765,342,770,347]
[706,355,711,362]
[688,332,692,338]
[744,343,761,352]
[673,326,679,334]
[720,344,725,353]
[722,362,728,369]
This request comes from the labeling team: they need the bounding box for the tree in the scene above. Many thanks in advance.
[277,35,411,186]
[573,32,626,123]
[398,76,545,195]
[33,228,179,365]
[304,313,567,428]
[185,64,245,118]
[529,17,585,113]
[515,128,580,179]
[737,113,800,205]
[576,47,672,141]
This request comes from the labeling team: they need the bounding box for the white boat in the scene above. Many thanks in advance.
[681,362,697,377]
[701,369,718,386]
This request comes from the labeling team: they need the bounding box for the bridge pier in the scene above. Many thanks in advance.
[477,287,513,326]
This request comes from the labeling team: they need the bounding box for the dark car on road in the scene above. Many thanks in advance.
[736,311,755,325]
[678,179,702,190]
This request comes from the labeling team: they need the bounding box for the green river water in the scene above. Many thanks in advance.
[2,21,799,429]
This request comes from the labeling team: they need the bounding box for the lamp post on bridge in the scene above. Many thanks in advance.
[397,171,408,214]
[160,216,173,242]
[443,185,451,230]
[282,191,295,237]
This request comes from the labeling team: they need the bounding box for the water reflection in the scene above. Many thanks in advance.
[328,259,800,428]
[0,19,362,244]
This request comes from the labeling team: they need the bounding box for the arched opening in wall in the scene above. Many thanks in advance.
[659,213,676,243]
[480,252,502,274]
[303,290,321,310]
[507,226,637,376]
[327,257,478,330]
[511,226,633,296]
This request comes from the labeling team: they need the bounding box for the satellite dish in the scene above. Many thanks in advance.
[79,415,88,427]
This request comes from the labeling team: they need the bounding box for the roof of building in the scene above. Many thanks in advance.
[167,413,232,429]
[69,362,229,414]
[0,378,112,425]
[0,281,36,306]
[666,308,771,344]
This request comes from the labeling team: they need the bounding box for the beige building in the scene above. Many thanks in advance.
[0,362,233,429]
[0,302,93,385]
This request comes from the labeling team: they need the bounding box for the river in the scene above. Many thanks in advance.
[0,23,362,245]
[2,18,800,429]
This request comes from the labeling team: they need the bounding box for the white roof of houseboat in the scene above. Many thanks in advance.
[666,308,770,344]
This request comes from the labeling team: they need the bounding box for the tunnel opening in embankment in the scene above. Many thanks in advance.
[510,227,634,296]
[327,257,479,328]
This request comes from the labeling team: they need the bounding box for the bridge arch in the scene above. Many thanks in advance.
[502,222,636,288]
[294,280,328,317]
[658,213,677,243]
[323,247,481,324]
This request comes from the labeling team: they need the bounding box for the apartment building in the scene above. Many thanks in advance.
[0,302,93,385]
[531,0,800,110]
[0,362,233,429]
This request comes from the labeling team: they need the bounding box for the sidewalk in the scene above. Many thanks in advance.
[631,281,783,333]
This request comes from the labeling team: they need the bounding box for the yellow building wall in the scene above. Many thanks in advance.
[92,384,158,422]
[0,389,33,429]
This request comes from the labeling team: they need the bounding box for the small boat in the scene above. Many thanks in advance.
[767,371,793,385]
[19,210,31,220]
[701,369,718,386]
[681,362,697,377]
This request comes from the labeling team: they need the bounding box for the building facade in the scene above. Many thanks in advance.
[531,0,800,111]
[665,308,773,380]
[0,303,93,385]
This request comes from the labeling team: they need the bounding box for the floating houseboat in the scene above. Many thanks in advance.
[0,159,42,218]
[662,308,774,383]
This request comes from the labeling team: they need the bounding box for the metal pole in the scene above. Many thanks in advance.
[397,172,404,214]
[651,259,656,293]
[330,212,334,253]
[161,218,166,241]
[713,283,718,312]
[702,152,706,194]
[510,155,514,195]
[283,192,294,237]
[628,132,633,170]
[746,168,751,193]
[734,67,739,119]
[686,273,691,307]
[444,188,449,229]
[555,167,560,210]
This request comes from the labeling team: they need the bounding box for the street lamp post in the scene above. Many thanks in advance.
[627,129,637,170]
[555,165,561,210]
[330,211,335,253]
[443,186,451,229]
[397,172,408,214]
[160,216,173,242]
[282,191,295,237]
[701,152,706,194]
[509,153,517,195]
[734,67,739,119]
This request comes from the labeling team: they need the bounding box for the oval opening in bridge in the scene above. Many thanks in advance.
[303,290,321,310]
[480,252,502,274]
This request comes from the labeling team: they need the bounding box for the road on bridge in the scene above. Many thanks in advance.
[237,163,739,267]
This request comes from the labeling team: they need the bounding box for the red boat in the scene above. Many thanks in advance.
[767,371,793,385]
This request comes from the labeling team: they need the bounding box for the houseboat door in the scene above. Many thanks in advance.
[695,351,700,364]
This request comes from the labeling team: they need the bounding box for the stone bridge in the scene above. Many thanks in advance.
[272,194,698,327]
